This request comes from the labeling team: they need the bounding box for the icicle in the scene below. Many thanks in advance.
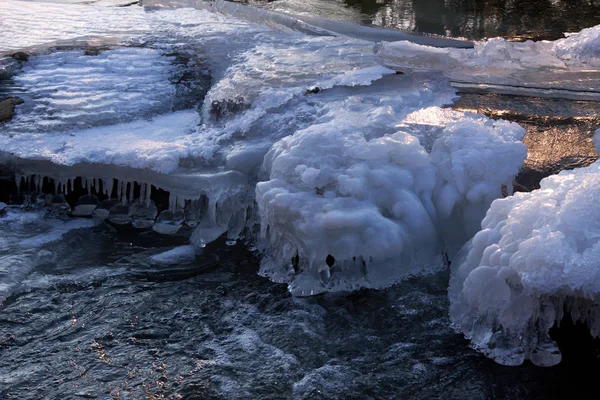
[128,181,134,203]
[139,183,146,205]
[15,175,22,193]
[207,198,217,225]
[116,180,122,203]
[107,179,114,199]
[146,184,152,207]
[169,193,176,212]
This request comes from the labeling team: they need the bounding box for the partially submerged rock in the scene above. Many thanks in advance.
[0,97,23,123]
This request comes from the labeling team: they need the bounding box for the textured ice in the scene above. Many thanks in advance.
[256,104,525,295]
[8,48,177,132]
[449,132,600,366]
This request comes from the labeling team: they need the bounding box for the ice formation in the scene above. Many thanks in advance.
[10,0,600,307]
[256,106,525,295]
[376,24,600,100]
[449,130,600,367]
[0,0,533,296]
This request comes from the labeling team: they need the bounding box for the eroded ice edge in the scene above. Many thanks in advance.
[0,0,599,365]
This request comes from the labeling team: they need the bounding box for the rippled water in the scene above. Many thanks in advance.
[0,212,595,400]
[322,0,600,40]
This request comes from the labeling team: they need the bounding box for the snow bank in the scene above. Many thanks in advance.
[449,131,600,366]
[256,106,526,295]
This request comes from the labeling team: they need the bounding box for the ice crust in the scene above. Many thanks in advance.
[376,24,600,99]
[449,132,600,366]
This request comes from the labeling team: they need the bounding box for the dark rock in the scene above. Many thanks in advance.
[11,52,30,62]
[0,97,24,123]
[209,96,250,121]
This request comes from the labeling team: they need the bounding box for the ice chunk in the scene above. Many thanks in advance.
[73,194,100,216]
[131,200,158,229]
[376,25,600,100]
[108,203,132,225]
[153,210,184,235]
[449,158,600,366]
[149,245,198,266]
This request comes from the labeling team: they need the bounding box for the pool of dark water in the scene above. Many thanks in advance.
[345,0,600,40]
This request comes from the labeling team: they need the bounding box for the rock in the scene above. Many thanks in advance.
[0,97,24,123]
[11,52,29,62]
[209,96,250,121]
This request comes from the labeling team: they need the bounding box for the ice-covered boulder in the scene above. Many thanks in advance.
[256,107,527,295]
[449,130,600,366]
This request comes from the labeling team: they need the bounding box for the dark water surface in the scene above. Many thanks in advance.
[346,0,600,40]
[0,222,598,400]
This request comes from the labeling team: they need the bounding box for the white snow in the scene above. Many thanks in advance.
[449,132,600,366]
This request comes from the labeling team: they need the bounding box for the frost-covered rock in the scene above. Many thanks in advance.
[449,132,600,366]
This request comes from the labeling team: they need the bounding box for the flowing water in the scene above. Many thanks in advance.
[1,0,599,399]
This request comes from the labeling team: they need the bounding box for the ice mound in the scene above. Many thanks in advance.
[552,25,600,65]
[256,106,526,295]
[403,108,527,253]
[449,135,600,366]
